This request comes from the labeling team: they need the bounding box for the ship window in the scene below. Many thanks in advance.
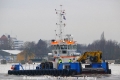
[68,45,72,49]
[54,51,57,54]
[56,45,60,49]
[62,50,67,54]
[73,45,77,49]
[60,45,67,49]
[54,45,57,49]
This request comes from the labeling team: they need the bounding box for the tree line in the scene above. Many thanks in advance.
[20,39,51,61]
[1,32,120,61]
[23,32,120,61]
[77,32,120,60]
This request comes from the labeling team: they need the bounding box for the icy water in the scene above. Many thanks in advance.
[0,63,120,80]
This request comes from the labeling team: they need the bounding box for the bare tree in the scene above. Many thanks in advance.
[23,41,36,62]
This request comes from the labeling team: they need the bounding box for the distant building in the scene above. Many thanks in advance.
[0,50,22,62]
[0,34,24,50]
[0,35,8,45]
[0,35,9,49]
[10,38,24,50]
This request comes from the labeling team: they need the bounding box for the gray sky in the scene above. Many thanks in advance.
[0,0,120,44]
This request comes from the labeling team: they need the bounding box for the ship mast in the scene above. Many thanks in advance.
[55,5,66,41]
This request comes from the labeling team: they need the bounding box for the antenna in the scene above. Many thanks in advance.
[55,30,57,40]
[55,5,66,41]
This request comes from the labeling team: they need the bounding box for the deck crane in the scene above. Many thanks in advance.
[77,51,102,63]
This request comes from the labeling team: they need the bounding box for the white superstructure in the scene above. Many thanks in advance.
[48,5,81,63]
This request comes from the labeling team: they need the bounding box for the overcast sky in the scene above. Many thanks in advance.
[0,0,120,44]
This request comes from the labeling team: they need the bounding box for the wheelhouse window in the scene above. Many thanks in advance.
[62,50,67,54]
[61,45,67,49]
[68,45,72,49]
[56,45,60,49]
[73,45,77,49]
[51,45,57,50]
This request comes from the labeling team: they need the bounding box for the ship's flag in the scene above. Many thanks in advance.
[63,16,66,20]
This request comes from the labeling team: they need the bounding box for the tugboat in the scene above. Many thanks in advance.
[8,5,111,76]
